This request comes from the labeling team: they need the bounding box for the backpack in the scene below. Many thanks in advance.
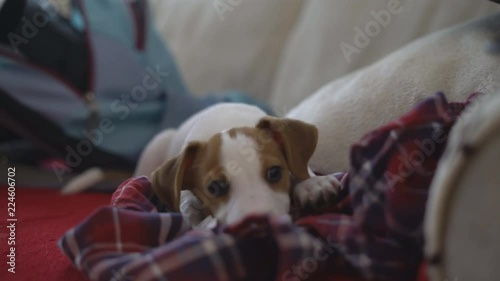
[0,0,270,183]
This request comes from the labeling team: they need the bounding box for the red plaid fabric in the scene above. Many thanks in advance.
[59,93,476,281]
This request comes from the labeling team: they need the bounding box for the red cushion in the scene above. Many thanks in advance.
[0,187,110,281]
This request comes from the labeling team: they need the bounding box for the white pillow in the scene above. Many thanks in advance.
[271,0,500,110]
[287,13,500,174]
[149,0,303,102]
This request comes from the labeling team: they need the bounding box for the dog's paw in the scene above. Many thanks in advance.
[293,174,341,210]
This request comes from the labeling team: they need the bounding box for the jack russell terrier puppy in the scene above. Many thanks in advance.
[135,103,339,226]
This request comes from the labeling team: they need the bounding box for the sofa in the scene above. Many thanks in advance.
[150,0,499,110]
[142,1,500,280]
[5,1,500,280]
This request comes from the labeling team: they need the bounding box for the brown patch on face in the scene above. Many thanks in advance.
[256,117,318,181]
[234,127,292,194]
[154,118,316,217]
[187,133,231,216]
[190,128,293,217]
[227,128,238,139]
[185,127,291,215]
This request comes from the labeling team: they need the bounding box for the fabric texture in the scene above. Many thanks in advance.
[149,0,499,108]
[286,12,500,175]
[270,1,499,109]
[150,0,303,103]
[424,92,500,281]
[0,187,110,281]
[0,0,274,173]
[59,93,475,281]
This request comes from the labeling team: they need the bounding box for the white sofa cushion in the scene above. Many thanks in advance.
[287,13,500,174]
[271,0,500,110]
[150,0,303,102]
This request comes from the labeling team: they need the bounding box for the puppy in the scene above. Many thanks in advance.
[137,103,339,226]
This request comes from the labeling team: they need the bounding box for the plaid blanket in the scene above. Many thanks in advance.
[59,93,476,281]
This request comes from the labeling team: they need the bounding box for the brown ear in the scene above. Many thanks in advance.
[150,142,201,212]
[256,117,318,180]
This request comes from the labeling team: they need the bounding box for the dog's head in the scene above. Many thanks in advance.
[151,117,318,225]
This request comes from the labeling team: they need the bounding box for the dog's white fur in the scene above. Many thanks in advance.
[215,132,291,225]
[136,103,336,226]
[287,13,500,174]
[135,103,266,177]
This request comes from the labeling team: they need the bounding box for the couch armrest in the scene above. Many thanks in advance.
[425,92,500,281]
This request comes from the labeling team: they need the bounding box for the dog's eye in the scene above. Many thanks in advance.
[207,180,229,197]
[266,166,282,183]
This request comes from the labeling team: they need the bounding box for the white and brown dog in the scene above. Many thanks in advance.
[135,103,339,226]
